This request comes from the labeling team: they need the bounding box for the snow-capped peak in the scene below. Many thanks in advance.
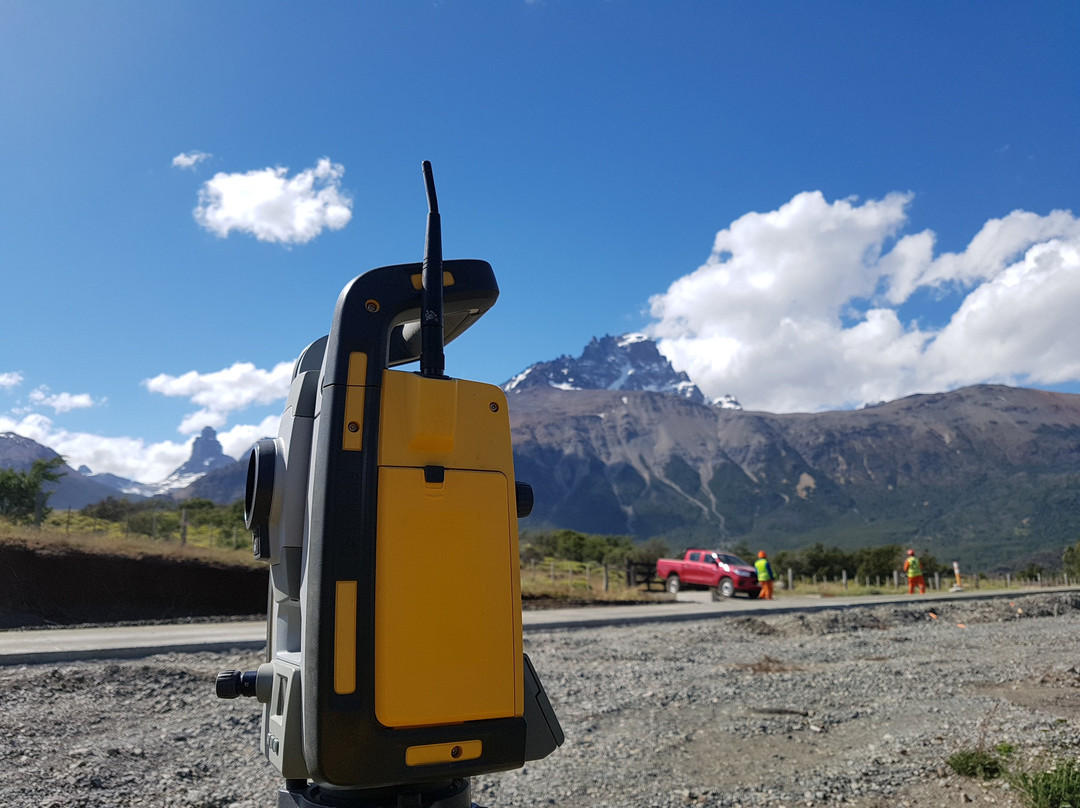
[502,333,708,403]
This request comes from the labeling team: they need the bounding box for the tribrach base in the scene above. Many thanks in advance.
[278,778,476,808]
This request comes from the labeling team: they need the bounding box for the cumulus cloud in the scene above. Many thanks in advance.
[648,192,1080,413]
[2,360,293,483]
[0,411,192,483]
[0,410,283,484]
[28,386,100,414]
[0,371,23,390]
[143,360,293,435]
[217,415,284,460]
[193,157,353,244]
[172,150,212,169]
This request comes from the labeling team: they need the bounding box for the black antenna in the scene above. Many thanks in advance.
[420,160,445,377]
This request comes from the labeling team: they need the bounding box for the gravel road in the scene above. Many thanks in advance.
[4,592,1080,808]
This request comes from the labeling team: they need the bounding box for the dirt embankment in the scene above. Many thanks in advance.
[0,541,266,628]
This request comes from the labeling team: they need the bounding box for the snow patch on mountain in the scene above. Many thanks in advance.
[503,333,739,406]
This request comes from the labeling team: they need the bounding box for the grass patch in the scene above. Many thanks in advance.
[947,748,1006,779]
[519,558,661,602]
[0,518,261,568]
[947,740,1080,808]
[1009,759,1080,808]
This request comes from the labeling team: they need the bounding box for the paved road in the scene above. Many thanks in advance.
[0,586,1070,666]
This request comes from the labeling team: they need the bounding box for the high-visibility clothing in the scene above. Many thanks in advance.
[755,558,774,582]
[905,556,923,578]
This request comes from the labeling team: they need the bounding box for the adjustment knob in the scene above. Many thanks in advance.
[216,669,258,699]
[515,481,534,518]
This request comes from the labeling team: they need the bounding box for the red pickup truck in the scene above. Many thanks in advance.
[655,549,761,599]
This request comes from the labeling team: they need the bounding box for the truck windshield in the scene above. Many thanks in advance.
[718,554,748,567]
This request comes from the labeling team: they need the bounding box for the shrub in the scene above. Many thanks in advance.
[947,748,1005,779]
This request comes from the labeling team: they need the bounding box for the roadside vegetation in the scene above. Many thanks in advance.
[947,741,1080,808]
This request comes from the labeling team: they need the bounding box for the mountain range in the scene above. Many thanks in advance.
[4,334,1080,570]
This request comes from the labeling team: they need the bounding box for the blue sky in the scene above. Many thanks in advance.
[1,1,1078,483]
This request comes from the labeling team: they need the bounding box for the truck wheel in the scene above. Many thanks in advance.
[718,578,735,598]
[666,575,680,595]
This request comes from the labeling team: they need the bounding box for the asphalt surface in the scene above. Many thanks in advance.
[1,585,1068,666]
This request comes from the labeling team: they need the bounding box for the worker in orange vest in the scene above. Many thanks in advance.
[755,551,776,600]
[904,549,926,594]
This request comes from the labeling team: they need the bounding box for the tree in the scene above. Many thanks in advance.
[0,457,65,524]
[1065,541,1080,578]
[853,544,903,580]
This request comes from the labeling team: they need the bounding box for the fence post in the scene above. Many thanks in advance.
[934,572,940,591]
[788,567,794,592]
[842,570,848,590]
[975,572,980,589]
[1006,572,1011,588]
[603,563,610,592]
[893,570,899,589]
[586,563,591,590]
[550,560,555,584]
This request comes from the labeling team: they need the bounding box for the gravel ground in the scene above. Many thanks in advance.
[4,593,1080,808]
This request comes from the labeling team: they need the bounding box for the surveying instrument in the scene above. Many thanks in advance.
[217,162,563,807]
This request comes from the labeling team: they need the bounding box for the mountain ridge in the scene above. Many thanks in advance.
[507,382,1080,568]
[5,333,1080,571]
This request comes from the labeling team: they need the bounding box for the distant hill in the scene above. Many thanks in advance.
[0,427,243,510]
[509,383,1080,571]
[0,433,134,510]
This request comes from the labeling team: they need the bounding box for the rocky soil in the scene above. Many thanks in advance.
[4,593,1080,807]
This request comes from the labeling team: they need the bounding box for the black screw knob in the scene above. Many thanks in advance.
[216,670,258,699]
[516,482,534,518]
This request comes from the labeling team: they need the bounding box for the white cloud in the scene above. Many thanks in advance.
[2,359,292,483]
[144,359,293,435]
[218,415,283,460]
[193,157,353,244]
[648,192,1080,413]
[0,409,282,484]
[172,150,212,169]
[0,412,192,483]
[0,371,23,390]
[28,386,100,414]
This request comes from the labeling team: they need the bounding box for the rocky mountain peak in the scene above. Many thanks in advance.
[168,427,234,480]
[502,333,708,404]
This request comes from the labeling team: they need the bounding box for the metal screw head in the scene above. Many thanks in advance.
[489,402,499,413]
[450,745,463,759]
[365,299,380,312]
[347,422,360,433]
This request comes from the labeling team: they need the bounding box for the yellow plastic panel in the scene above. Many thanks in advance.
[405,740,482,767]
[374,467,522,727]
[334,581,357,695]
[378,371,514,473]
[342,352,368,451]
